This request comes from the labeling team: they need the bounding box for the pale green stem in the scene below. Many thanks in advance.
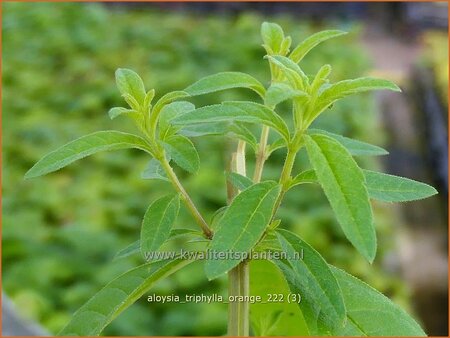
[252,126,270,183]
[160,157,213,239]
[227,140,250,336]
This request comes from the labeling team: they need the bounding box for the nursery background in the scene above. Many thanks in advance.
[2,1,448,336]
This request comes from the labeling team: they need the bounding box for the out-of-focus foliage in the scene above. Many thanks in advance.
[422,31,448,106]
[2,2,414,335]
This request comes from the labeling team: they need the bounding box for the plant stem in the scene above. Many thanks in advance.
[160,157,213,239]
[227,141,250,336]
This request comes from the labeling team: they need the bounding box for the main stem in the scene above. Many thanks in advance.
[228,141,250,336]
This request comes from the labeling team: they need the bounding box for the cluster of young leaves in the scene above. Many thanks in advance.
[25,21,437,336]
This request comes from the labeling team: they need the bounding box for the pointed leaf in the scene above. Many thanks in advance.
[309,129,388,156]
[304,134,376,262]
[313,77,401,119]
[228,123,258,151]
[108,107,139,120]
[141,158,169,181]
[205,181,281,279]
[250,260,309,336]
[59,258,192,336]
[290,169,317,188]
[265,82,307,108]
[159,101,195,140]
[276,230,346,333]
[115,68,146,104]
[162,135,199,173]
[290,30,347,63]
[226,172,253,191]
[364,170,438,202]
[172,101,290,142]
[180,122,230,137]
[25,131,152,179]
[266,55,309,90]
[331,266,426,336]
[184,72,265,98]
[261,22,285,54]
[140,194,180,256]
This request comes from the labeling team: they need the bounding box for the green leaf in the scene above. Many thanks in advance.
[171,101,290,142]
[115,68,146,104]
[267,138,286,156]
[261,22,285,54]
[289,169,317,188]
[59,258,192,336]
[162,135,200,173]
[108,107,139,120]
[114,229,203,261]
[264,82,307,108]
[304,134,376,262]
[226,172,253,191]
[228,123,258,151]
[159,101,195,140]
[180,122,230,137]
[313,77,401,120]
[266,55,309,90]
[289,30,347,63]
[250,260,309,336]
[184,72,265,98]
[364,170,438,202]
[331,266,426,336]
[276,229,346,333]
[205,181,281,279]
[149,91,189,132]
[308,129,388,156]
[140,194,180,256]
[25,131,152,179]
[141,158,169,181]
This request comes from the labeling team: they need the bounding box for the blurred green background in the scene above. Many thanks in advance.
[2,2,447,336]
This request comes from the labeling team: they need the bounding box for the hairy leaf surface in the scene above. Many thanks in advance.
[162,135,199,173]
[308,129,388,156]
[226,172,253,191]
[140,195,180,255]
[205,181,281,279]
[304,134,376,262]
[184,72,265,98]
[172,101,290,142]
[364,170,438,202]
[290,30,347,63]
[25,131,152,179]
[115,68,146,104]
[331,266,426,336]
[59,258,192,335]
[276,230,346,333]
[265,82,307,108]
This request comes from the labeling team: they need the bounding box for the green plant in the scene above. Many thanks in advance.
[25,21,436,336]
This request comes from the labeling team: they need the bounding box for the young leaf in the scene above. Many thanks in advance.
[184,72,265,99]
[115,68,146,104]
[304,134,376,262]
[264,82,307,108]
[171,101,290,142]
[313,77,401,120]
[108,107,139,120]
[250,260,309,336]
[364,170,438,202]
[267,138,286,156]
[289,169,317,188]
[159,101,195,140]
[266,55,309,90]
[141,158,169,181]
[276,229,346,333]
[162,135,200,173]
[25,131,152,179]
[289,30,347,63]
[205,181,281,280]
[261,22,285,54]
[226,172,253,191]
[59,258,192,336]
[331,266,426,336]
[140,194,180,256]
[149,91,189,132]
[308,129,388,156]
